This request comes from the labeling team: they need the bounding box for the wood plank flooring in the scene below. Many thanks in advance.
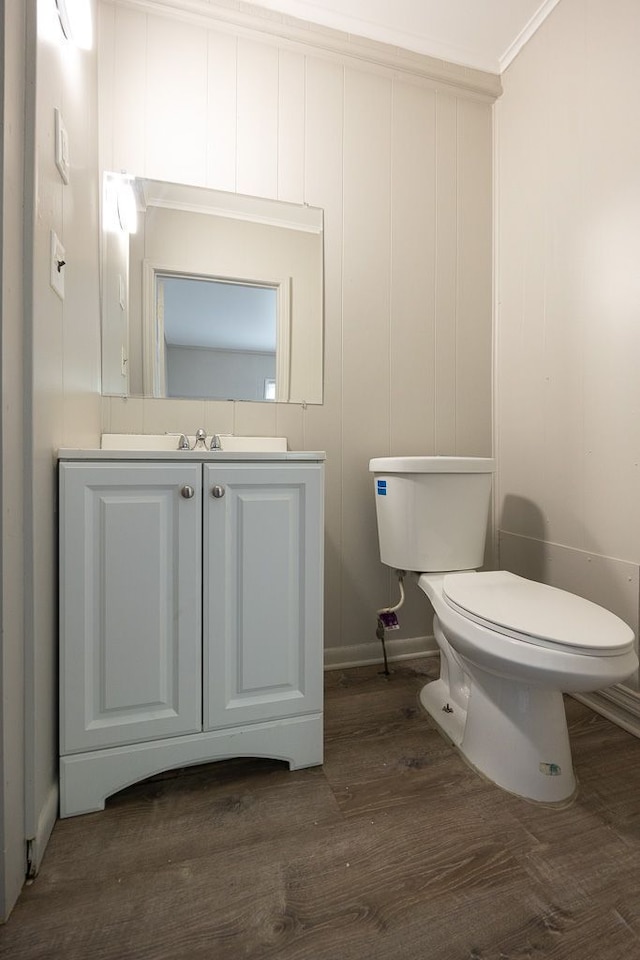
[4,657,640,959]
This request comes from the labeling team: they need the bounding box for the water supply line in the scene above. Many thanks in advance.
[376,570,406,676]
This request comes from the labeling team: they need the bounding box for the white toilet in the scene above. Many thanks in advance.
[369,456,638,804]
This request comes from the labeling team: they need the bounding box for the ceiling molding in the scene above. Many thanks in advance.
[499,0,561,72]
[103,0,502,101]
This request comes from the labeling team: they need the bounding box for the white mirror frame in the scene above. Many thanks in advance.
[142,260,291,402]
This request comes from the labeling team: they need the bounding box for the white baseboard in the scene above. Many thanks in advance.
[26,782,58,878]
[574,686,640,739]
[324,635,438,671]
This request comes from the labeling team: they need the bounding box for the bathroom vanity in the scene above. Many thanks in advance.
[58,447,324,817]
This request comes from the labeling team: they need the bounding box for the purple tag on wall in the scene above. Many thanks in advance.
[379,611,399,630]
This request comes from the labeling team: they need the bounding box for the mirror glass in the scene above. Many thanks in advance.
[101,176,324,403]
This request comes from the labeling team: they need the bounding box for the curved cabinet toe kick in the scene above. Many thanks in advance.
[58,456,324,818]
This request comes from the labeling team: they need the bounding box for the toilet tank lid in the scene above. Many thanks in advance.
[369,456,495,474]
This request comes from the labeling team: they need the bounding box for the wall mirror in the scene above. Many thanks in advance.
[101,175,324,404]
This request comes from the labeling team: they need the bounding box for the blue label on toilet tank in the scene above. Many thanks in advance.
[377,480,387,495]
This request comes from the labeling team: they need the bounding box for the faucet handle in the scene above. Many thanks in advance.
[209,434,222,450]
[177,434,190,450]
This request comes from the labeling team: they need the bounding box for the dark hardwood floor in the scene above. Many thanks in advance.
[4,657,640,959]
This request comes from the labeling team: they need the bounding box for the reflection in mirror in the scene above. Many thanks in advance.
[160,276,278,401]
[101,175,324,404]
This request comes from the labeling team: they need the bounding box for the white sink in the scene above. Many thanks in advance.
[101,434,288,452]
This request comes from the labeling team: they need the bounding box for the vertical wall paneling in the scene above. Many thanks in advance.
[145,16,208,185]
[434,94,458,453]
[109,6,146,175]
[98,2,496,656]
[390,81,436,457]
[496,0,640,697]
[97,1,115,171]
[206,30,237,192]
[537,6,586,550]
[62,42,102,445]
[29,32,65,851]
[234,400,278,438]
[455,98,492,456]
[303,57,344,647]
[580,0,640,564]
[236,39,278,197]
[1,0,27,918]
[25,0,102,883]
[277,50,305,203]
[341,67,391,644]
[388,79,439,639]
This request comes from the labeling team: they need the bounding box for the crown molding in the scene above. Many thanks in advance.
[102,0,502,101]
[499,0,560,73]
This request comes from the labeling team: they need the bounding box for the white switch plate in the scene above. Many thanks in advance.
[50,231,65,300]
[54,108,70,184]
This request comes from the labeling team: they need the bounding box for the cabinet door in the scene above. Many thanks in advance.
[203,463,323,730]
[60,462,202,754]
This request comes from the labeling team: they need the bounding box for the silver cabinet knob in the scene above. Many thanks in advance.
[181,485,195,499]
[211,485,225,499]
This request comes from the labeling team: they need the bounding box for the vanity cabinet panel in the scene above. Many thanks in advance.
[59,463,203,754]
[59,455,324,817]
[203,463,323,729]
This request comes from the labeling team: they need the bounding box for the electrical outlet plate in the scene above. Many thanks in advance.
[54,108,70,184]
[50,231,65,300]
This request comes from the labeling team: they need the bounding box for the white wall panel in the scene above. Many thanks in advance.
[106,5,146,174]
[98,3,494,653]
[236,38,278,198]
[277,50,305,203]
[456,99,492,457]
[23,0,102,889]
[303,57,344,648]
[390,81,436,458]
[434,95,458,454]
[496,0,640,688]
[1,0,28,915]
[341,67,392,644]
[145,16,208,185]
[206,30,237,192]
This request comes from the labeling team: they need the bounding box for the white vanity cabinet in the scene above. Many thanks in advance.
[59,454,324,818]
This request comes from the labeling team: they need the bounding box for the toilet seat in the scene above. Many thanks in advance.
[442,571,635,657]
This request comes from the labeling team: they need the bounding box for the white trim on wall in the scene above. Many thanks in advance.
[499,0,561,73]
[100,0,502,102]
[575,688,640,741]
[324,635,438,671]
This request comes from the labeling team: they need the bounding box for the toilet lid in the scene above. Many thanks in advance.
[442,571,635,655]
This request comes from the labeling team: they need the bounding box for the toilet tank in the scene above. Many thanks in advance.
[369,457,494,572]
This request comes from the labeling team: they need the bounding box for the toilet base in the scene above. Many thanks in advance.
[420,673,577,804]
[419,678,466,747]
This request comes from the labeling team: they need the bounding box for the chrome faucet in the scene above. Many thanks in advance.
[176,429,210,451]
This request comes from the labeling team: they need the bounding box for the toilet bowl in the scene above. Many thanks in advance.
[369,457,638,803]
[419,571,636,802]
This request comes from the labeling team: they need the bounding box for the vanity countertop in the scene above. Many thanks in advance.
[57,449,326,462]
